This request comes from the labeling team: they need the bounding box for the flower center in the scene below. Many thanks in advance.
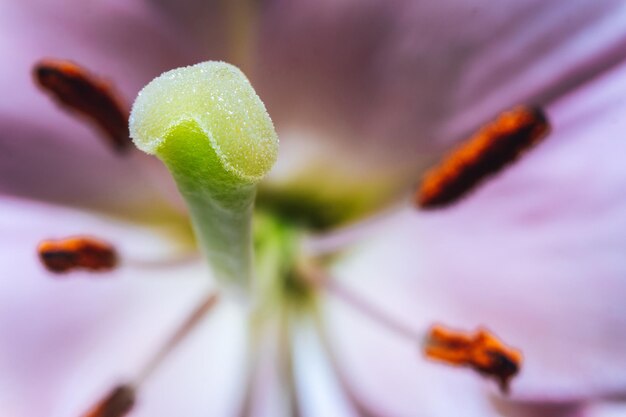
[31,57,549,415]
[253,212,314,311]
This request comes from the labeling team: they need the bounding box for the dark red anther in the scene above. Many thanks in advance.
[38,236,118,273]
[33,59,131,152]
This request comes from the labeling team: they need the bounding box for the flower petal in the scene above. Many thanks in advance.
[418,59,626,400]
[291,317,362,417]
[0,0,201,214]
[256,0,626,188]
[0,116,186,218]
[321,290,500,417]
[0,197,246,416]
[325,57,626,409]
[54,297,249,417]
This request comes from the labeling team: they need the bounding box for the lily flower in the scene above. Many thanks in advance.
[2,1,626,417]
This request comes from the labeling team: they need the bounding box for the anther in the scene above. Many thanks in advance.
[424,325,522,394]
[37,236,118,273]
[82,384,136,417]
[417,106,550,209]
[33,59,130,152]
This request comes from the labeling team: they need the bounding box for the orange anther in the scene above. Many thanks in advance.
[424,325,522,394]
[417,106,549,209]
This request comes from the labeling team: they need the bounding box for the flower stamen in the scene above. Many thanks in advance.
[33,59,130,152]
[300,263,522,393]
[37,236,117,273]
[298,262,422,342]
[81,384,135,417]
[135,292,219,384]
[417,106,550,209]
[424,324,522,394]
[221,0,258,73]
[81,292,218,416]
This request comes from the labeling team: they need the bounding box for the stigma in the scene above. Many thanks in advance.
[37,236,118,273]
[417,106,550,209]
[424,325,522,394]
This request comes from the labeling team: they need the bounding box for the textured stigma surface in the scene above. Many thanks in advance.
[129,61,278,182]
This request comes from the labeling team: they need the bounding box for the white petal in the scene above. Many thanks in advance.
[242,318,300,417]
[291,317,361,417]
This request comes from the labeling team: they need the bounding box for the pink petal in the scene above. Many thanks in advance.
[255,0,626,184]
[0,0,197,212]
[323,56,626,412]
[322,291,501,417]
[0,196,245,416]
